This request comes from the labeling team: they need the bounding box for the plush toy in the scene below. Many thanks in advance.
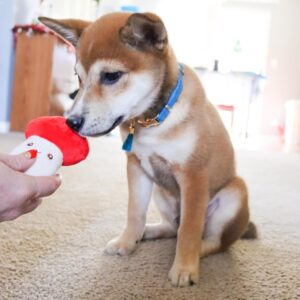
[11,116,89,176]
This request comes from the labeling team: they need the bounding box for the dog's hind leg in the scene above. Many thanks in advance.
[143,186,179,240]
[200,176,251,257]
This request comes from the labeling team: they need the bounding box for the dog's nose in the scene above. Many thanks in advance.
[66,115,85,132]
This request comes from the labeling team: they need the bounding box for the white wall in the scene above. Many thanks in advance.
[39,0,98,20]
[261,0,300,135]
[98,0,220,67]
[0,0,14,132]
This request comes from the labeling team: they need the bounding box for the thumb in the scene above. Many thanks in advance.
[0,150,37,172]
[31,174,62,198]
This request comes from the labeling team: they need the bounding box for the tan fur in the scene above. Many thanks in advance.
[40,12,252,287]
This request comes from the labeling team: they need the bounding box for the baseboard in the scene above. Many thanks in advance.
[0,121,10,133]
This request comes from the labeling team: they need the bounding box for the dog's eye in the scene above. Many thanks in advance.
[27,142,34,146]
[100,71,124,85]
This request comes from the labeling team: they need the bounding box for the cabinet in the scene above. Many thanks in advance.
[10,31,55,131]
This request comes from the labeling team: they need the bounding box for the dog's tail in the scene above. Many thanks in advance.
[240,221,258,239]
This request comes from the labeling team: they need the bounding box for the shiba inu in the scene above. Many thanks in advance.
[40,12,256,287]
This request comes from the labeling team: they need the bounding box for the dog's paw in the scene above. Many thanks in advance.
[168,263,199,287]
[104,236,138,256]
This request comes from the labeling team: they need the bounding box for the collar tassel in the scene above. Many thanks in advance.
[122,121,135,152]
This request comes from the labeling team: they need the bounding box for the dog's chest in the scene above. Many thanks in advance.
[133,139,167,178]
[134,144,179,194]
[132,131,195,193]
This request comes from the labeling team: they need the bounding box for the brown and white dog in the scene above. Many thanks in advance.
[40,12,256,287]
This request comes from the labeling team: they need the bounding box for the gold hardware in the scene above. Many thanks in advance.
[137,117,159,128]
[128,119,136,134]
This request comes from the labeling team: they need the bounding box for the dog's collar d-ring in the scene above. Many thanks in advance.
[122,64,184,152]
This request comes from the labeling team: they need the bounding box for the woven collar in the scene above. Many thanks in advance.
[122,63,184,152]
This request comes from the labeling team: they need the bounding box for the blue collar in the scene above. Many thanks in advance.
[122,63,184,152]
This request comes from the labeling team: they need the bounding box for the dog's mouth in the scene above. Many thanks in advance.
[83,116,124,137]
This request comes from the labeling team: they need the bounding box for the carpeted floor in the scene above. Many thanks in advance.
[0,133,299,300]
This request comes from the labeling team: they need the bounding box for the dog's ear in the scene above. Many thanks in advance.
[38,17,91,47]
[120,13,168,51]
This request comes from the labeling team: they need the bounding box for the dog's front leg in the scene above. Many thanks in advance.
[105,154,153,256]
[168,168,208,287]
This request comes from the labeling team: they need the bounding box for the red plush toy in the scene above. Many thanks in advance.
[11,116,89,176]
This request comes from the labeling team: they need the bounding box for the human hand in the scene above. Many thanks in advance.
[0,151,61,222]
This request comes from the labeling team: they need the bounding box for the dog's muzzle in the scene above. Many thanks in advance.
[66,115,85,132]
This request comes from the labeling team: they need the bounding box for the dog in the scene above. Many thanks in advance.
[40,12,256,287]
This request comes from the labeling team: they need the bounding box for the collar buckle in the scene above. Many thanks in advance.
[137,117,159,128]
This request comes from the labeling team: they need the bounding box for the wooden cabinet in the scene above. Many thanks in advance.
[10,32,55,131]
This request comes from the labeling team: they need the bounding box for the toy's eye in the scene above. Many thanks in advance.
[27,143,34,146]
[48,154,53,160]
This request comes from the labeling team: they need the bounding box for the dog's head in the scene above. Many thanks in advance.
[40,12,174,136]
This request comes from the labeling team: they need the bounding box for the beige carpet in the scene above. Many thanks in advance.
[0,132,299,300]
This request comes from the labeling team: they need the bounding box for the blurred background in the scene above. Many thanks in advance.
[1,0,300,152]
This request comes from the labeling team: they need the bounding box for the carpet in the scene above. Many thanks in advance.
[0,133,299,300]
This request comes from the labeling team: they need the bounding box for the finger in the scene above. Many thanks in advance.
[22,199,43,215]
[31,174,62,198]
[2,199,42,222]
[0,150,37,172]
[1,197,42,222]
[0,210,21,222]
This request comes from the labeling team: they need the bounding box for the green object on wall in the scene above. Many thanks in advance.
[234,40,242,53]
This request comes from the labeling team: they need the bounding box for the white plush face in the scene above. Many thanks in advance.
[10,135,63,176]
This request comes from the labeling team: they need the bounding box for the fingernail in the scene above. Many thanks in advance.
[25,149,37,159]
[56,174,62,182]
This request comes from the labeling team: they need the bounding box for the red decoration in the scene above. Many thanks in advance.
[25,116,89,166]
[28,149,38,159]
[12,24,75,52]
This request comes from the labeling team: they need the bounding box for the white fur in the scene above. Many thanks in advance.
[131,167,154,216]
[105,159,153,256]
[75,61,87,81]
[68,59,160,136]
[204,188,241,240]
[131,98,196,171]
[153,186,179,220]
[134,145,155,177]
[134,125,196,164]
